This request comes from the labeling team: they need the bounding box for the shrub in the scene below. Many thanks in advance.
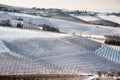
[97,71,102,77]
[42,24,60,33]
[0,20,11,26]
[6,20,11,26]
[17,23,23,28]
[16,17,23,21]
[105,39,120,46]
[105,35,120,46]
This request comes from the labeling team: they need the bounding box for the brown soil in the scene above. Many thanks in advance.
[0,74,87,80]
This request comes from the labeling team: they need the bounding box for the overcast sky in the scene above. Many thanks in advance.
[0,0,120,11]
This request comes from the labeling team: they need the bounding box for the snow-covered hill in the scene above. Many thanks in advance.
[0,27,120,75]
[50,18,120,35]
[0,27,68,40]
[0,11,120,36]
[97,14,120,24]
[71,14,120,27]
[0,4,120,76]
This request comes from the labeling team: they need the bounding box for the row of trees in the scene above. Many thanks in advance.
[106,12,120,16]
[105,35,120,46]
[32,7,97,16]
[0,20,23,28]
[0,6,20,12]
[105,39,120,46]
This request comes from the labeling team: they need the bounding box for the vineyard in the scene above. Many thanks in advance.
[0,33,120,75]
[0,9,120,79]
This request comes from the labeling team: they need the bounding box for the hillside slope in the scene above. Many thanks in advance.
[0,27,120,75]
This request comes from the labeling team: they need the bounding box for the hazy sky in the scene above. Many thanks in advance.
[0,0,120,11]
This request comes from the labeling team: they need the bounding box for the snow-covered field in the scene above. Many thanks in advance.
[97,14,120,24]
[0,7,120,77]
[7,12,53,26]
[0,27,120,75]
[0,11,120,36]
[0,27,69,40]
[50,18,120,35]
[71,15,100,21]
[71,14,120,27]
[95,44,120,64]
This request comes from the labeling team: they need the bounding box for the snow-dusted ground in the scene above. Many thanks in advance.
[0,27,120,75]
[50,18,120,35]
[0,10,120,76]
[95,44,120,64]
[97,15,120,24]
[71,15,100,21]
[7,12,52,26]
[0,27,69,40]
[0,12,13,19]
[50,18,93,34]
[8,12,41,18]
[0,11,120,36]
[83,26,120,35]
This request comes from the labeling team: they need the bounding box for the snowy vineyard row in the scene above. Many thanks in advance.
[95,44,120,64]
[0,36,120,75]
